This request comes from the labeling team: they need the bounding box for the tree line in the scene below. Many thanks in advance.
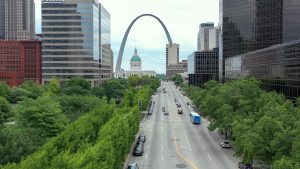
[0,75,160,168]
[182,79,300,169]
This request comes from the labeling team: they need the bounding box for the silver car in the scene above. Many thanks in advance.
[220,139,231,148]
[128,163,139,169]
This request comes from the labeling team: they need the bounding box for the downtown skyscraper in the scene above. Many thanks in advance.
[197,22,219,51]
[0,0,35,40]
[99,4,113,82]
[0,0,41,87]
[41,0,112,85]
[220,0,300,100]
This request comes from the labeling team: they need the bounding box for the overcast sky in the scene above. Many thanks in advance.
[35,0,219,74]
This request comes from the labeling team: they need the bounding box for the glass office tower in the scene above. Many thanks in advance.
[99,4,113,81]
[42,0,101,86]
[0,0,4,39]
[188,49,219,86]
[220,0,300,61]
[221,0,300,100]
[225,40,300,100]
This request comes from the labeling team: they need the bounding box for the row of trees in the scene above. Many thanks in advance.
[182,79,300,169]
[0,76,159,168]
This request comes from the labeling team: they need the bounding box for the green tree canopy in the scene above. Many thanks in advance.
[172,74,183,86]
[45,78,61,96]
[9,87,32,104]
[0,97,12,126]
[61,77,91,95]
[16,96,68,137]
[0,126,43,165]
[0,82,10,100]
[19,81,45,99]
[55,95,101,122]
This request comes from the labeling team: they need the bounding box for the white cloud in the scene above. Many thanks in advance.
[35,0,219,74]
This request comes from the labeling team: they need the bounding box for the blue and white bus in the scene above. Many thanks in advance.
[190,112,201,124]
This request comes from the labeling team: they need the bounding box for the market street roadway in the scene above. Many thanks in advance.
[127,81,239,169]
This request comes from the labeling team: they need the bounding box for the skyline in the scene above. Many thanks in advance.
[34,0,219,74]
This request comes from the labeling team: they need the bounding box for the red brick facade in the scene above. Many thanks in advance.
[0,40,42,87]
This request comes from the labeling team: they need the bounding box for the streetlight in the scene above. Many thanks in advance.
[138,100,142,111]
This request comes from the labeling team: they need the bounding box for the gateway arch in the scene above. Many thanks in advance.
[115,14,173,72]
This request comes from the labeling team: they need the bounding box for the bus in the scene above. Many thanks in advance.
[190,112,201,124]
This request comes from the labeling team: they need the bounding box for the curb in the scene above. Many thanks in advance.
[122,128,141,169]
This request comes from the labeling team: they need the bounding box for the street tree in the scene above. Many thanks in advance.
[16,96,68,137]
[0,82,10,100]
[0,96,12,126]
[172,74,183,86]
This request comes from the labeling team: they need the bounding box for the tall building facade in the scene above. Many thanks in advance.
[0,1,4,39]
[99,4,113,82]
[220,0,300,81]
[166,43,179,79]
[220,0,300,99]
[0,0,35,40]
[42,0,102,86]
[166,43,179,66]
[197,22,219,51]
[225,40,300,100]
[188,49,219,86]
[166,60,187,80]
[0,40,42,87]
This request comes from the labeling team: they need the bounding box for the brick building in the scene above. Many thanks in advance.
[0,40,42,86]
[166,60,188,80]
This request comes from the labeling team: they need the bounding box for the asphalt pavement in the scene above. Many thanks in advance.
[127,81,239,169]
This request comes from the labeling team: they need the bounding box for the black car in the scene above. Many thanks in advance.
[133,144,144,156]
[238,162,253,169]
[138,135,146,143]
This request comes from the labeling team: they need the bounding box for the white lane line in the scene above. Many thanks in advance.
[202,145,206,150]
[148,144,150,149]
[184,130,192,151]
[146,153,148,159]
[193,128,201,141]
[179,146,190,149]
[208,154,212,161]
[162,146,164,150]
[161,155,164,160]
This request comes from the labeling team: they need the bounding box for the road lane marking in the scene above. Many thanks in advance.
[202,145,206,150]
[179,146,190,149]
[173,131,199,169]
[184,130,192,151]
[193,128,201,141]
[161,155,164,160]
[148,145,150,149]
[146,154,148,159]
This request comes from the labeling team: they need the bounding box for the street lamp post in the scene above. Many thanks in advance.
[138,100,142,111]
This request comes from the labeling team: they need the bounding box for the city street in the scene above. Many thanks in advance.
[127,81,239,169]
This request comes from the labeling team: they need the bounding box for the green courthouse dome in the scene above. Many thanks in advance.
[130,48,141,62]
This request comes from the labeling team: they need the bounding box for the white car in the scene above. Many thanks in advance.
[220,140,231,148]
